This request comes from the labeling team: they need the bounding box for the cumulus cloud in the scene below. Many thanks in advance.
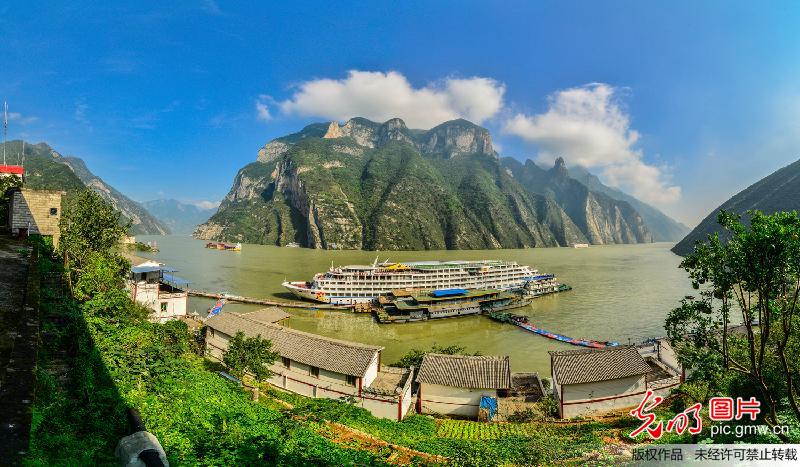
[503,83,680,205]
[255,95,272,121]
[277,70,505,129]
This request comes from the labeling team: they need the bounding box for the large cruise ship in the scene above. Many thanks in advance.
[282,260,547,305]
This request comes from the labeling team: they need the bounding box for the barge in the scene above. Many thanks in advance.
[375,288,532,324]
[283,259,560,305]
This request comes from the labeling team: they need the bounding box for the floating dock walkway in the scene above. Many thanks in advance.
[188,289,352,311]
[487,312,620,349]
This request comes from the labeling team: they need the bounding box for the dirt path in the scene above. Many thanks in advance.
[0,237,36,463]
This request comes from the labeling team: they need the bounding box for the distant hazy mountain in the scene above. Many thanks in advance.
[567,165,690,242]
[196,117,668,250]
[142,199,216,234]
[501,157,653,244]
[4,140,169,235]
[673,158,800,255]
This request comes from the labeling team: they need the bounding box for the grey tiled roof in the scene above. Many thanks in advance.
[549,346,650,385]
[241,307,291,324]
[416,353,511,389]
[205,312,383,377]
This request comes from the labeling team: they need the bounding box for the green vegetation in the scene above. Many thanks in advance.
[222,331,279,381]
[665,209,800,441]
[392,344,481,368]
[200,119,653,249]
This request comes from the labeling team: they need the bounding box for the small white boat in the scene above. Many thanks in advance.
[286,242,300,248]
[572,243,589,248]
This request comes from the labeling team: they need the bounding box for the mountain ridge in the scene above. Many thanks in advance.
[197,117,684,250]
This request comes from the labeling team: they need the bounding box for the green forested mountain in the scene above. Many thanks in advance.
[672,158,800,255]
[198,118,676,250]
[3,140,169,235]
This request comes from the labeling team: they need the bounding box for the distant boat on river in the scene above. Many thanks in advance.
[206,241,241,251]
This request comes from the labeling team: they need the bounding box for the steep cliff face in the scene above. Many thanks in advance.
[502,157,652,244]
[198,118,658,250]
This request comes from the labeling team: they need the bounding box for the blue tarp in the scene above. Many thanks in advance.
[431,288,468,297]
[479,396,498,421]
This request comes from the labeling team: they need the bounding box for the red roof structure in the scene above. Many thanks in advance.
[0,165,24,175]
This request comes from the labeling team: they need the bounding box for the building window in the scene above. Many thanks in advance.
[160,303,167,313]
[282,357,291,368]
[310,366,319,378]
[346,374,356,386]
[49,207,58,216]
[209,328,215,337]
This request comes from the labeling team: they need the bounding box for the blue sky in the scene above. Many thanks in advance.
[2,1,800,225]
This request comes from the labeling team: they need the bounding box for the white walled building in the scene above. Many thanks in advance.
[205,311,414,421]
[416,353,511,419]
[550,344,683,419]
[128,261,189,323]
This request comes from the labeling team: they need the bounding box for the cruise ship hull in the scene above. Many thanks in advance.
[282,260,556,305]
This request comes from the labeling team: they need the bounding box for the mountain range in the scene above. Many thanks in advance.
[5,140,169,235]
[142,199,216,235]
[672,158,800,255]
[196,117,687,250]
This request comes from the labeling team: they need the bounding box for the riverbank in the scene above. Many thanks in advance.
[136,236,695,373]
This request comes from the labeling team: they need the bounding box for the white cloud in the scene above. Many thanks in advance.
[7,112,38,125]
[503,83,680,205]
[194,200,220,210]
[255,95,272,121]
[277,70,505,129]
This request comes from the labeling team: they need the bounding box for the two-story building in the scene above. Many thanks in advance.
[128,261,190,323]
[205,311,414,420]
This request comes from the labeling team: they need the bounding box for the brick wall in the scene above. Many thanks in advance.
[9,189,63,247]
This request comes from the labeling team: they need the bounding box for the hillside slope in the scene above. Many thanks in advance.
[4,140,169,235]
[197,118,662,250]
[673,158,800,255]
[142,199,215,234]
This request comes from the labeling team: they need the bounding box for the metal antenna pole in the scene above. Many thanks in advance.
[2,101,7,166]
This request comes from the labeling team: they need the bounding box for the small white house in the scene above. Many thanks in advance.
[550,344,682,419]
[128,261,189,323]
[416,353,511,419]
[205,311,414,420]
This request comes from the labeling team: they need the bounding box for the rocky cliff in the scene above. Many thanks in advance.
[673,158,800,255]
[197,118,662,250]
[502,157,652,244]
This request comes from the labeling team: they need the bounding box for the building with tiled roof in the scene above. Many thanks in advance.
[550,344,682,419]
[205,311,414,421]
[416,353,512,419]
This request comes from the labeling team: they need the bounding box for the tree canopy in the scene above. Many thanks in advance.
[666,210,800,427]
[222,331,280,381]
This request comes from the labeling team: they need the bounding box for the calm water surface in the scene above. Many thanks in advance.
[137,236,693,374]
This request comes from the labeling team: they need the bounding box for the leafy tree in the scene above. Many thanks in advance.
[59,189,130,289]
[222,331,280,381]
[392,344,480,368]
[666,210,800,427]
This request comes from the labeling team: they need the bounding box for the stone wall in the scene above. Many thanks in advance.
[8,189,63,247]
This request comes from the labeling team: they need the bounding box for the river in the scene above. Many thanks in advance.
[135,236,694,374]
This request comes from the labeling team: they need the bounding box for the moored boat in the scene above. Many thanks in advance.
[375,288,532,323]
[206,241,242,251]
[283,259,558,305]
